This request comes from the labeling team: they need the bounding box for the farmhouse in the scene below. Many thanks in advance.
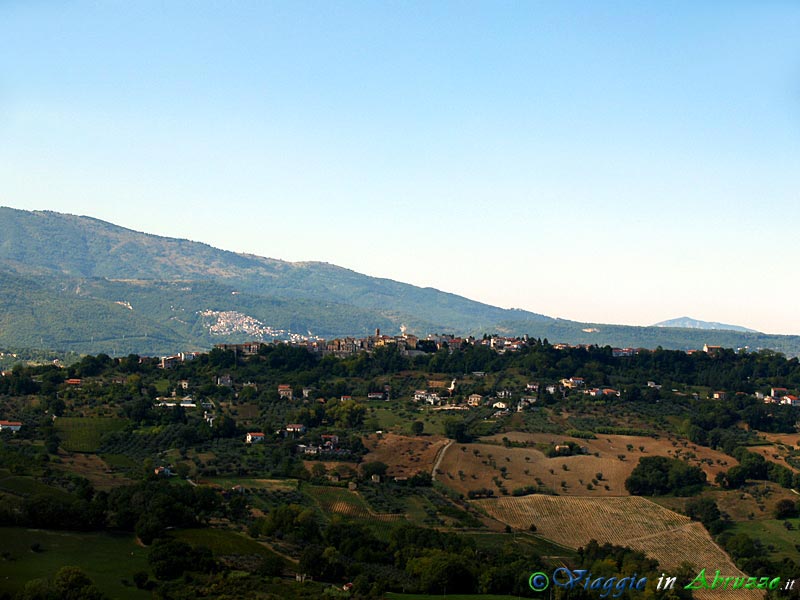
[321,434,339,448]
[612,347,635,357]
[561,377,585,389]
[588,388,620,398]
[246,432,265,443]
[159,353,197,369]
[426,393,441,406]
[278,384,293,400]
[467,394,483,407]
[0,420,22,432]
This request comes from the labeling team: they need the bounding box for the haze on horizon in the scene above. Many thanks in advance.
[1,2,799,335]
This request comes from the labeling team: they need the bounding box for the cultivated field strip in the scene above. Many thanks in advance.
[306,486,404,522]
[481,495,689,547]
[479,495,763,600]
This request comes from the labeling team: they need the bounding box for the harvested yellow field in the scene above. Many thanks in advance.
[746,433,799,474]
[488,432,736,480]
[438,442,631,497]
[436,432,736,498]
[478,495,761,600]
[760,432,800,447]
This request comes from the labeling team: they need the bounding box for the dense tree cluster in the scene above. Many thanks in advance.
[715,447,800,490]
[0,478,222,545]
[625,456,706,496]
[11,566,106,600]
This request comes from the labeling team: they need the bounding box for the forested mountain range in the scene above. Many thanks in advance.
[2,206,800,356]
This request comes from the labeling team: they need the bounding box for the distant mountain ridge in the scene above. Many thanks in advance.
[652,317,759,334]
[2,206,800,356]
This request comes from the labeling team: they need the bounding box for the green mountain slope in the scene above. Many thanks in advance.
[2,206,800,356]
[0,207,550,334]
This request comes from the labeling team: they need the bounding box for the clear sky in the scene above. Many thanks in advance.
[2,2,799,333]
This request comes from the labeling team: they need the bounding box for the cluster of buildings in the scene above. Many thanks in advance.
[245,424,310,445]
[154,394,215,410]
[159,352,200,369]
[155,326,757,370]
[246,426,347,458]
[324,329,423,357]
[207,331,645,361]
[296,434,341,456]
[198,310,324,344]
[759,387,800,407]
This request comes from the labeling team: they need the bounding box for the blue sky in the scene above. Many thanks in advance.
[2,2,799,333]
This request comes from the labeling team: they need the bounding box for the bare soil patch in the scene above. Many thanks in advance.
[363,433,449,478]
[53,453,133,491]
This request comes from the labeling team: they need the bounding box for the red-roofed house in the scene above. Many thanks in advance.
[246,432,265,444]
[561,377,585,389]
[321,434,339,448]
[0,420,22,432]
